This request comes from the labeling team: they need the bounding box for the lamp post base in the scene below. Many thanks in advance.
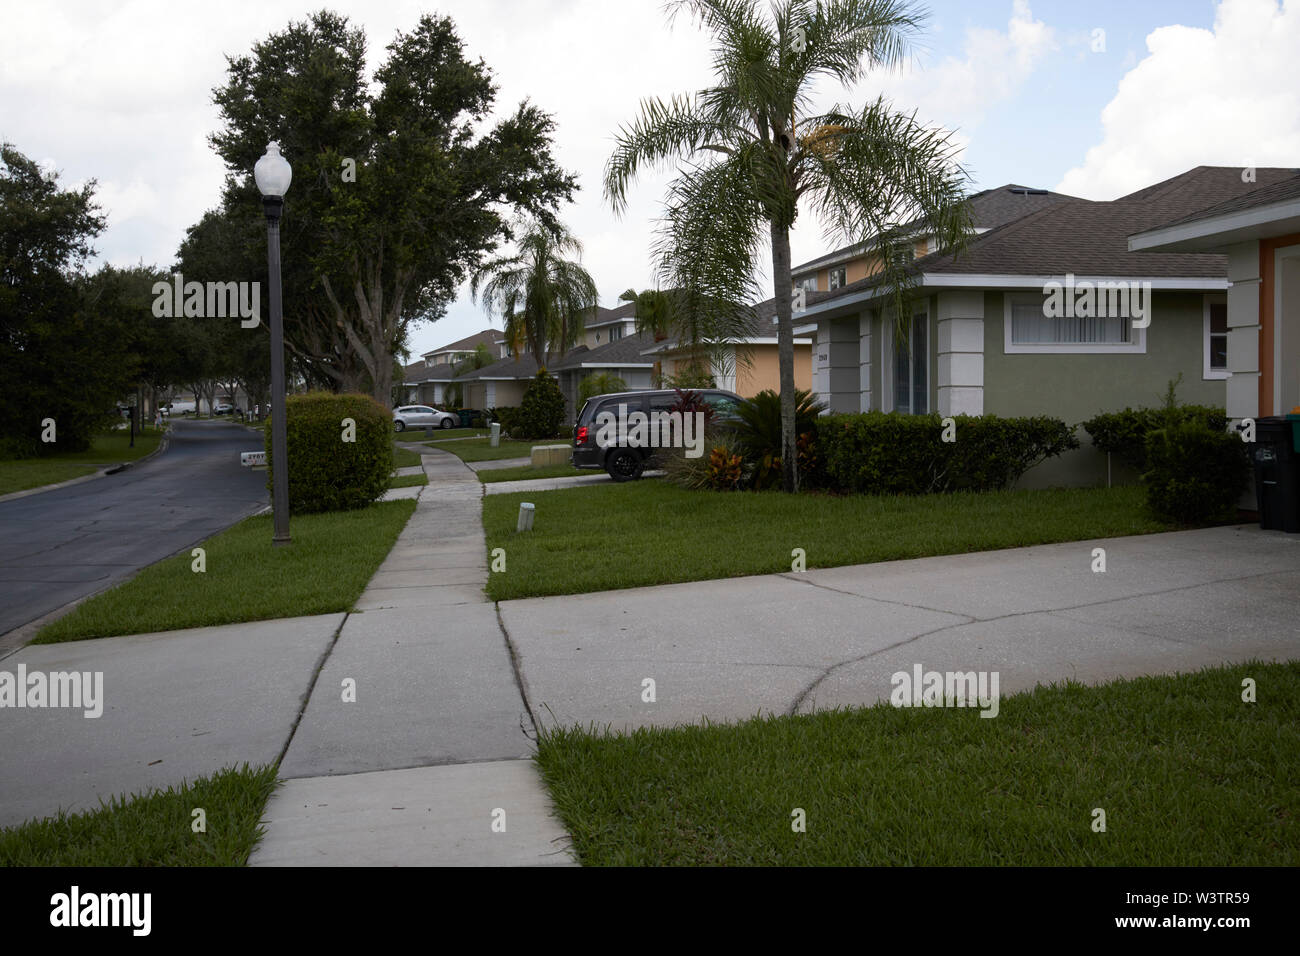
[273,534,292,547]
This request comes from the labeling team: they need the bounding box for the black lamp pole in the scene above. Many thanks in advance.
[263,194,291,546]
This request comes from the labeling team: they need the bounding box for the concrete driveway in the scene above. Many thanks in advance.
[500,525,1300,732]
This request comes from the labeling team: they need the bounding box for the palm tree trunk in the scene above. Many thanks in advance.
[770,220,798,493]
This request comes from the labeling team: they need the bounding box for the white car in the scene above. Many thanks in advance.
[393,405,458,432]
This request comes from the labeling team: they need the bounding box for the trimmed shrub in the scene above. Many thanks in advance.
[1143,421,1249,524]
[816,412,1079,495]
[516,372,566,439]
[1083,405,1226,471]
[264,392,392,514]
[488,406,521,436]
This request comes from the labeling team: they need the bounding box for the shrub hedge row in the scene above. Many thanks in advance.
[815,412,1079,495]
[1081,404,1226,471]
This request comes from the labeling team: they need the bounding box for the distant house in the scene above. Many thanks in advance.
[792,166,1299,487]
[400,328,506,406]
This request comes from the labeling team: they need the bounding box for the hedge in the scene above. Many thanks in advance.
[816,412,1079,495]
[264,392,392,514]
[1082,404,1226,472]
[1144,422,1250,524]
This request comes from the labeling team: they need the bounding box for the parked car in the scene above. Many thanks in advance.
[572,388,743,481]
[214,402,234,415]
[168,400,196,415]
[393,405,458,432]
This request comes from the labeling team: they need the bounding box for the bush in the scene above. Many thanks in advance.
[731,389,827,490]
[1083,405,1227,471]
[1143,421,1249,524]
[661,430,750,490]
[578,373,628,406]
[264,392,392,514]
[817,412,1079,495]
[516,372,566,439]
[488,406,521,436]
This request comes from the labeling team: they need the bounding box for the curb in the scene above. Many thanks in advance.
[0,430,171,504]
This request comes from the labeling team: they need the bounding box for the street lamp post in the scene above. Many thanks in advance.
[255,141,293,547]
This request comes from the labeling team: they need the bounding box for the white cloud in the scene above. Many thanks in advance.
[1056,0,1300,199]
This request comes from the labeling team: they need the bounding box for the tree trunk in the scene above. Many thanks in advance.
[769,220,798,493]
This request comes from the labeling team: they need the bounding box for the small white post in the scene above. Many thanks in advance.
[490,421,501,447]
[517,501,535,532]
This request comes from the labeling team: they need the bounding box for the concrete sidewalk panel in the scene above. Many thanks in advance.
[0,614,344,828]
[279,604,530,778]
[249,760,574,866]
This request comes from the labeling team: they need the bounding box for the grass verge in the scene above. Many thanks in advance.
[392,446,422,469]
[389,473,428,489]
[420,437,543,462]
[0,764,278,866]
[0,428,166,495]
[536,660,1300,866]
[479,463,589,483]
[35,500,416,642]
[484,482,1172,601]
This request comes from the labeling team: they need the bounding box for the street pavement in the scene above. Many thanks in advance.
[0,419,268,645]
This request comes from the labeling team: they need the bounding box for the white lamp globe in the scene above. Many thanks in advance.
[254,141,292,198]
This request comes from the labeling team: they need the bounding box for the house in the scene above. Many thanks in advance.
[794,166,1299,487]
[400,327,505,405]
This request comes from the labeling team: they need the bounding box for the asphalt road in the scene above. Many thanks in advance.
[0,419,268,641]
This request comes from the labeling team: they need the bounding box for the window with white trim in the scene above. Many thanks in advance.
[1204,295,1228,379]
[1003,292,1146,354]
[829,267,847,290]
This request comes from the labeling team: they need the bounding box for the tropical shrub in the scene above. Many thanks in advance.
[265,391,392,514]
[1082,377,1227,472]
[1143,421,1249,524]
[816,412,1078,495]
[578,372,628,406]
[661,431,750,490]
[731,388,826,489]
[515,371,566,439]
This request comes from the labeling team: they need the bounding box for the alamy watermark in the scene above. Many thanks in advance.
[593,404,706,458]
[890,663,1000,718]
[0,665,103,718]
[152,272,260,327]
[1042,273,1150,330]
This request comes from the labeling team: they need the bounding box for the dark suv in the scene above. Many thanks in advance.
[572,388,743,481]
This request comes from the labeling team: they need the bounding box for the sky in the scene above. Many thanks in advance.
[2,0,1297,359]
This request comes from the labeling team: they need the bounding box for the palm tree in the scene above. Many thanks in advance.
[604,0,973,491]
[471,216,599,370]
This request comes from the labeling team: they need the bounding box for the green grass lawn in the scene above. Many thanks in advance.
[483,482,1173,601]
[35,500,416,642]
[403,427,486,440]
[420,437,545,462]
[0,428,166,495]
[0,764,278,866]
[389,473,428,489]
[392,445,423,469]
[536,660,1300,866]
[479,463,589,483]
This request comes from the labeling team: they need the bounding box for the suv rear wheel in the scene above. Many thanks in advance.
[606,449,644,482]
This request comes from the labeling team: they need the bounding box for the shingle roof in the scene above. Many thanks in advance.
[1143,171,1300,230]
[801,166,1300,308]
[419,327,501,358]
[790,184,1077,275]
[553,332,657,369]
[584,302,637,328]
[400,360,456,383]
[454,354,542,382]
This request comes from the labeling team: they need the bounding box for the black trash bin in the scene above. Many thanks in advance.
[1251,416,1300,532]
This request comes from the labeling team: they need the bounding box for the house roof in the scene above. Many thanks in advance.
[419,327,501,359]
[454,354,542,382]
[584,302,637,329]
[1127,171,1300,252]
[790,183,1077,276]
[401,360,456,384]
[796,166,1300,314]
[553,332,657,369]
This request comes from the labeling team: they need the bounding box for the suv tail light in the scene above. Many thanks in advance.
[575,425,588,446]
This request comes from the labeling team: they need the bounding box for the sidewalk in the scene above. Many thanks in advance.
[249,443,574,866]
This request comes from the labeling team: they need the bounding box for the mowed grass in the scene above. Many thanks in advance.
[484,482,1172,600]
[479,463,589,483]
[537,661,1300,866]
[0,460,99,495]
[389,472,428,489]
[405,426,485,439]
[0,428,166,495]
[34,500,416,642]
[421,437,545,462]
[392,446,422,469]
[0,764,278,866]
